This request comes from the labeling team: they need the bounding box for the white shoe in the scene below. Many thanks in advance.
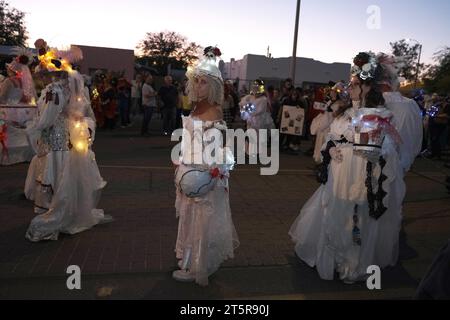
[99,214,114,225]
[172,269,195,282]
[343,279,355,285]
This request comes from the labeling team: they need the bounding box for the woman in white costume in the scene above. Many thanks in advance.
[239,79,275,158]
[0,48,36,105]
[289,52,405,283]
[239,79,275,131]
[24,41,111,241]
[173,46,239,286]
[310,82,349,163]
[0,48,37,165]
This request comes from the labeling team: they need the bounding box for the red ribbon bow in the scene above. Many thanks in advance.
[361,115,402,145]
[210,167,227,180]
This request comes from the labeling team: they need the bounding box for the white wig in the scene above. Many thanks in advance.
[186,73,224,106]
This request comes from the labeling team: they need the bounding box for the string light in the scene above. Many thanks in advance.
[427,105,439,118]
[240,103,256,121]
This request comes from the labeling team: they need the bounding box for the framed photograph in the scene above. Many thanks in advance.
[280,105,305,136]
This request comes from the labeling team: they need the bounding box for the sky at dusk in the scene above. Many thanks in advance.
[9,0,450,65]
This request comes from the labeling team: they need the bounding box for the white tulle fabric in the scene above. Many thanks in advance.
[24,74,107,242]
[383,92,423,173]
[311,112,334,163]
[289,107,405,282]
[175,116,239,286]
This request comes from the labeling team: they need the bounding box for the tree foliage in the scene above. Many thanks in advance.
[0,0,28,46]
[390,39,424,81]
[423,47,450,94]
[136,31,201,75]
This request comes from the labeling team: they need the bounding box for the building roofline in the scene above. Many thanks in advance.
[72,44,135,53]
[233,53,349,66]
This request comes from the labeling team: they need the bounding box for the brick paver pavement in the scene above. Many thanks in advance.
[1,119,449,299]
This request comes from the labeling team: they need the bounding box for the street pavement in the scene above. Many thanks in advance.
[0,116,449,299]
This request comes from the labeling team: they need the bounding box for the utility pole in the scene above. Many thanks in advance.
[414,44,422,89]
[290,0,301,85]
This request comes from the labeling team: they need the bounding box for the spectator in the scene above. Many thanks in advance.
[117,79,131,128]
[279,89,304,153]
[141,75,157,136]
[267,87,281,128]
[427,95,448,159]
[227,81,239,122]
[179,78,191,117]
[222,82,234,127]
[158,75,178,135]
[131,74,143,118]
[102,77,118,130]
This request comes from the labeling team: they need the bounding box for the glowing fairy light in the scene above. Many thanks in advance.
[75,141,87,152]
[427,105,439,118]
[240,103,256,121]
[92,88,99,99]
[69,120,89,154]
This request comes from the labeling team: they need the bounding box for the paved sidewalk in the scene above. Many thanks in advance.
[1,120,449,299]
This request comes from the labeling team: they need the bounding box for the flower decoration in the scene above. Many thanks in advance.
[204,46,222,58]
[351,52,378,81]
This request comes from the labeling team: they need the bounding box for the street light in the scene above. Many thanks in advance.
[406,38,422,89]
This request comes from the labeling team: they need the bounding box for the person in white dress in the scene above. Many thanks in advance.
[289,52,405,283]
[239,79,275,158]
[310,82,349,163]
[24,42,112,241]
[0,48,38,165]
[239,79,275,131]
[375,54,423,174]
[172,46,239,286]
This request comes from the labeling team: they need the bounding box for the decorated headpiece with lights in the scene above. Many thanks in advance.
[251,79,265,96]
[186,46,224,106]
[34,38,83,74]
[5,47,37,105]
[187,46,223,81]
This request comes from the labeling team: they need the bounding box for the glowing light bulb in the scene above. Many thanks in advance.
[75,141,86,152]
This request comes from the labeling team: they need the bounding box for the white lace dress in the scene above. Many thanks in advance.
[174,115,239,286]
[289,107,405,282]
[24,79,108,241]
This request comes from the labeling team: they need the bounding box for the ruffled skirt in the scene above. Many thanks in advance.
[175,181,239,286]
